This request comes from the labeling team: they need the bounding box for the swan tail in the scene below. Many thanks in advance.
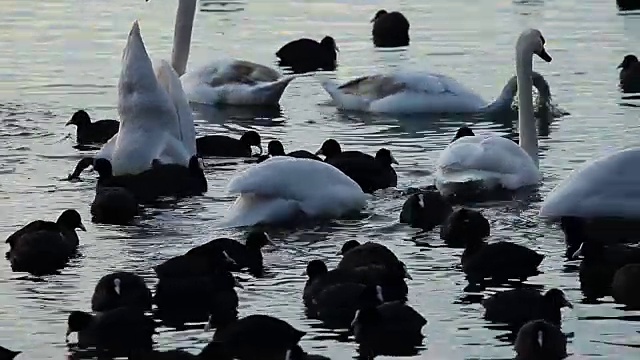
[247,75,296,106]
[316,75,370,111]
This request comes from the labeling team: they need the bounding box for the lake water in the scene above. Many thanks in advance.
[0,0,639,358]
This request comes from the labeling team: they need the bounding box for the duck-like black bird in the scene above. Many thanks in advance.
[371,9,410,48]
[617,54,640,93]
[400,190,453,231]
[324,148,398,193]
[196,131,262,158]
[6,209,85,275]
[514,320,568,360]
[337,240,412,280]
[439,208,490,248]
[483,288,572,328]
[91,271,152,313]
[66,110,119,144]
[91,186,139,225]
[462,237,544,283]
[257,140,322,163]
[276,36,338,73]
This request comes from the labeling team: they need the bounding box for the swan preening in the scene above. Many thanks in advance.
[434,29,551,197]
[96,21,196,176]
[221,157,368,227]
[318,69,552,115]
[153,0,295,106]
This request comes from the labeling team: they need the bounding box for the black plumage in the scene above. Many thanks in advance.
[371,10,410,48]
[196,131,262,158]
[514,320,568,360]
[91,271,152,312]
[66,110,119,144]
[462,239,544,283]
[257,140,321,163]
[400,190,453,231]
[482,288,572,328]
[325,148,398,193]
[90,186,139,225]
[276,36,338,73]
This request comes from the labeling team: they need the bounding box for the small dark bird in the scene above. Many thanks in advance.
[617,54,640,93]
[351,286,426,349]
[371,10,410,48]
[91,272,152,313]
[93,156,207,203]
[325,148,399,193]
[440,208,490,248]
[196,131,262,158]
[315,139,370,161]
[612,263,640,309]
[206,314,306,360]
[400,190,453,231]
[514,320,568,360]
[276,36,338,73]
[452,126,475,142]
[66,110,119,144]
[6,209,85,275]
[66,308,155,355]
[0,345,20,360]
[483,288,572,328]
[154,271,243,327]
[257,140,322,163]
[91,186,139,225]
[337,240,412,280]
[617,0,640,11]
[462,238,544,283]
[185,231,274,277]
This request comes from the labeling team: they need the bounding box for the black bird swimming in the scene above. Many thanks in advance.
[371,9,410,48]
[196,131,262,158]
[66,109,119,144]
[276,36,338,73]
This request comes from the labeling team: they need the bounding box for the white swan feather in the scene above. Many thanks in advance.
[539,148,640,219]
[222,157,368,227]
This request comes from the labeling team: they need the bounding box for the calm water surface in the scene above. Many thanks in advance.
[0,0,639,358]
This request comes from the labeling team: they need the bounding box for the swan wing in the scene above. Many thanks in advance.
[154,59,197,156]
[224,157,367,225]
[539,148,640,218]
[436,135,540,190]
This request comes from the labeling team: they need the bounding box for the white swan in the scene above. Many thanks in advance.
[434,29,552,195]
[539,148,640,219]
[97,21,195,176]
[156,0,295,106]
[317,68,552,115]
[221,157,368,227]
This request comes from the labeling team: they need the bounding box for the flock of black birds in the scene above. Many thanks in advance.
[2,3,640,360]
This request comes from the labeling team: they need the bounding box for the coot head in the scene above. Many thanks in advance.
[240,131,263,155]
[66,110,91,127]
[618,54,638,70]
[93,158,113,179]
[338,240,361,255]
[266,140,286,156]
[320,36,339,53]
[66,311,93,340]
[371,9,388,22]
[304,259,328,280]
[57,209,86,232]
[375,148,398,166]
[315,139,342,157]
[452,126,475,142]
[246,231,274,249]
[544,288,573,309]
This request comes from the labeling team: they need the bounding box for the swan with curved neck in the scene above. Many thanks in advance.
[96,21,195,176]
[434,29,551,196]
[148,0,296,106]
[317,59,552,115]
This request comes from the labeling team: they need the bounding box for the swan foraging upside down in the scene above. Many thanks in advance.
[96,21,196,176]
[221,157,368,227]
[147,0,295,106]
[317,67,553,115]
[434,28,552,197]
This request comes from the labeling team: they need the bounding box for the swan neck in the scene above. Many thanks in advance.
[516,46,538,166]
[171,0,197,77]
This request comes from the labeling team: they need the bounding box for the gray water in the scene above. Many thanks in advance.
[0,0,639,358]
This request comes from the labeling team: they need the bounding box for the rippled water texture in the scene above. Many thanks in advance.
[1,0,639,358]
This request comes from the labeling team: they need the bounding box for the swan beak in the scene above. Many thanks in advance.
[537,48,552,63]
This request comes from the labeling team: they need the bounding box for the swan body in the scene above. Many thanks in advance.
[318,69,551,115]
[222,157,367,227]
[434,29,552,195]
[539,148,640,219]
[180,59,296,106]
[97,21,196,176]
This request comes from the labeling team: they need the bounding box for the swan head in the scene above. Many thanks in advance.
[516,29,552,63]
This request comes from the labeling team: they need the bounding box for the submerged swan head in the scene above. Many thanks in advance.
[516,29,552,63]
